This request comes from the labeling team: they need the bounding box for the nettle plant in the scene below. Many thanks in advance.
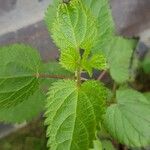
[0,0,150,149]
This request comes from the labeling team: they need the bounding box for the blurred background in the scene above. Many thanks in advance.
[0,0,150,149]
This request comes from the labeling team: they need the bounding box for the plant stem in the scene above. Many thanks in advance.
[76,49,82,87]
[97,70,107,80]
[111,82,118,103]
[112,82,117,96]
[76,67,81,87]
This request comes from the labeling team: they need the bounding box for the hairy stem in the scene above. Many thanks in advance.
[97,70,107,80]
[76,48,83,87]
[111,82,118,103]
[77,67,81,87]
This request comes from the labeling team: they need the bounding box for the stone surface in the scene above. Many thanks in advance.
[0,0,51,35]
[0,0,58,62]
[0,0,17,13]
[0,21,58,62]
[0,0,150,38]
[111,0,150,37]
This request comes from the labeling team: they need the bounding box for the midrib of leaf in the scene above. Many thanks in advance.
[0,79,35,101]
[71,117,89,149]
[0,77,35,93]
[47,88,79,149]
[45,86,76,133]
[104,89,150,147]
[59,2,87,50]
[0,75,35,79]
[121,109,143,137]
[78,3,87,46]
[45,80,106,150]
[13,59,37,73]
[70,90,79,149]
[0,78,37,107]
[45,87,75,109]
[81,91,96,125]
[114,106,143,144]
[66,4,78,49]
[1,48,40,73]
[121,114,131,146]
[13,79,37,99]
[113,107,118,142]
[54,4,77,49]
[55,19,76,49]
[51,0,97,53]
[70,90,96,149]
[119,104,148,135]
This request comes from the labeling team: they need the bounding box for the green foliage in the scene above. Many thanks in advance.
[60,48,80,72]
[108,37,137,83]
[141,51,150,73]
[0,0,149,149]
[82,0,115,53]
[101,140,116,150]
[82,0,137,83]
[45,0,60,33]
[0,119,47,150]
[144,92,150,101]
[82,54,107,76]
[48,0,108,74]
[90,140,102,150]
[51,0,98,51]
[45,80,107,150]
[0,44,41,108]
[40,61,73,87]
[104,89,150,147]
[0,90,45,123]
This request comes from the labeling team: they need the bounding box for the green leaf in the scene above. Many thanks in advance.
[60,48,80,72]
[81,0,114,54]
[0,90,45,123]
[51,0,98,51]
[90,140,102,150]
[104,89,150,147]
[108,37,137,83]
[40,61,73,88]
[45,0,60,33]
[45,80,107,150]
[82,54,107,76]
[102,140,116,150]
[81,80,107,123]
[141,52,150,73]
[0,44,41,108]
[144,92,150,101]
[82,0,137,83]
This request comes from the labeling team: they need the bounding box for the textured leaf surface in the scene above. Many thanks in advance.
[82,54,107,76]
[101,140,116,150]
[40,61,73,88]
[0,90,45,123]
[141,52,150,73]
[81,0,114,53]
[104,89,150,147]
[45,80,107,150]
[45,0,60,33]
[144,92,150,101]
[108,37,137,83]
[82,0,137,82]
[90,140,102,150]
[0,44,41,108]
[51,0,97,51]
[60,48,80,72]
